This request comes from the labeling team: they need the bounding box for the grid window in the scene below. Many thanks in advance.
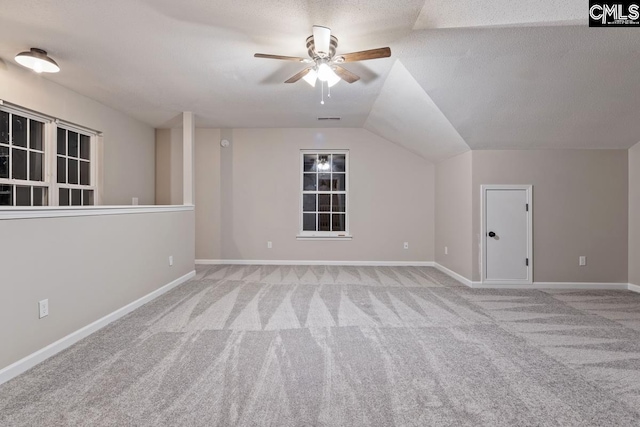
[300,151,348,236]
[0,109,48,206]
[0,104,98,207]
[57,127,94,206]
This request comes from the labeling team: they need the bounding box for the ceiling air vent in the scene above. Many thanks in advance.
[317,117,341,121]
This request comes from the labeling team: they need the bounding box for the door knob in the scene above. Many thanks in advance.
[488,231,496,237]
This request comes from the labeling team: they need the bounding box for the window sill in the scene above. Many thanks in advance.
[0,205,194,220]
[296,235,353,241]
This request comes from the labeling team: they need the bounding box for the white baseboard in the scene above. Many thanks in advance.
[0,270,196,386]
[433,263,473,287]
[472,282,629,290]
[196,259,435,267]
[432,263,632,290]
[628,283,640,293]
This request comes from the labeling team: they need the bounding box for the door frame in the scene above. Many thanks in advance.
[481,185,533,285]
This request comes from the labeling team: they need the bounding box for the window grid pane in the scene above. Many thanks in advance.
[30,120,44,151]
[318,214,331,231]
[16,186,31,206]
[12,115,27,147]
[33,187,48,206]
[0,145,8,179]
[57,128,66,155]
[0,111,8,143]
[0,185,12,206]
[68,131,79,157]
[332,214,346,232]
[71,188,82,206]
[12,148,27,180]
[80,160,90,185]
[59,188,69,206]
[57,157,66,183]
[68,159,79,184]
[29,152,43,182]
[303,194,316,212]
[303,213,316,231]
[83,190,94,206]
[80,135,91,160]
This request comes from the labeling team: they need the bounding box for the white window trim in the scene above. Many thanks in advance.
[297,149,352,239]
[0,100,102,207]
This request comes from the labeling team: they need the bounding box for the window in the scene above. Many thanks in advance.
[56,127,95,206]
[300,150,349,237]
[0,103,98,207]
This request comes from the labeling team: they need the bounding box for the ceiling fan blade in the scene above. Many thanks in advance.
[285,67,313,83]
[254,53,309,62]
[337,47,391,62]
[313,26,331,57]
[334,66,360,84]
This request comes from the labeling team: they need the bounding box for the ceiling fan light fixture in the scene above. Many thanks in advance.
[303,69,318,87]
[15,48,60,73]
[317,63,341,87]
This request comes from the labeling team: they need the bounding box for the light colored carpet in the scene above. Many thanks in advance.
[2,265,640,426]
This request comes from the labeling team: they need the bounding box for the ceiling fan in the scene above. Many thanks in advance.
[254,26,391,87]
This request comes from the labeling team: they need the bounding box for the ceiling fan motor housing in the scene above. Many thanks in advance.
[306,35,338,60]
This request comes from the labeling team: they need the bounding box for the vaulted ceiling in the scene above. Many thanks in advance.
[0,0,638,161]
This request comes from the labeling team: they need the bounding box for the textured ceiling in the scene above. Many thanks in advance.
[0,0,423,128]
[0,0,639,157]
[414,0,583,29]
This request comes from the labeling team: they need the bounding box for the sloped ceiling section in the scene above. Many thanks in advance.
[396,26,640,149]
[414,0,583,29]
[364,60,469,162]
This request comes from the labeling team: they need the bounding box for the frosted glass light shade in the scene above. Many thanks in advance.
[15,48,60,73]
[303,69,318,87]
[327,72,341,88]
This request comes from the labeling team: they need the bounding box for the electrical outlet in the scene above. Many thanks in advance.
[445,246,448,255]
[403,242,409,250]
[169,255,174,266]
[267,241,273,249]
[579,256,586,266]
[39,299,49,319]
[132,197,139,205]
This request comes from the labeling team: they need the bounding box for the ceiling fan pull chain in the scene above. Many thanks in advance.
[328,83,331,98]
[321,81,325,105]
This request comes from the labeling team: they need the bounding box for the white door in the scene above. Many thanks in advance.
[483,186,532,284]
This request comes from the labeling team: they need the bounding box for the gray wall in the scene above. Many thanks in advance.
[195,129,222,260]
[0,62,155,205]
[187,128,435,262]
[630,142,640,286]
[472,150,629,283]
[0,210,195,370]
[155,128,183,205]
[435,151,472,279]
